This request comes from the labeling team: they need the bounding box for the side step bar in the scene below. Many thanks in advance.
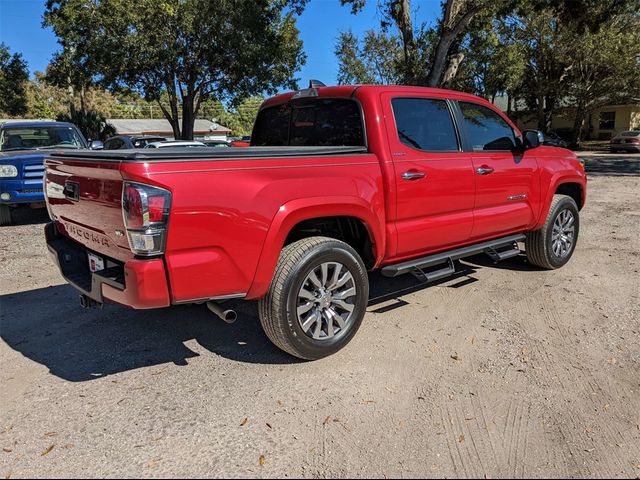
[381,234,526,278]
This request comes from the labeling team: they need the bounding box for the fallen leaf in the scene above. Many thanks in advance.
[240,418,248,427]
[4,471,11,479]
[417,396,426,401]
[266,423,272,429]
[63,443,75,449]
[41,445,55,456]
[323,416,331,426]
[2,448,11,453]
[259,455,266,466]
[458,434,465,443]
[451,354,461,361]
[44,432,56,438]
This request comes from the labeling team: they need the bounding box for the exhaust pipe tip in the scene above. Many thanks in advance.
[79,294,101,309]
[206,301,237,324]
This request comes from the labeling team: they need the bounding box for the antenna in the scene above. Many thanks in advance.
[308,79,326,88]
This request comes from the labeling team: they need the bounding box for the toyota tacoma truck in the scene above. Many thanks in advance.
[44,85,587,360]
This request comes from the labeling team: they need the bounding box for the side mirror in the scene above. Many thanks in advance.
[523,130,544,149]
[90,140,104,150]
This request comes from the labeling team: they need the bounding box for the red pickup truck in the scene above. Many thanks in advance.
[44,85,586,360]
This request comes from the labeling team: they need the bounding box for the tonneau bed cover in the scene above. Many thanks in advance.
[48,145,369,162]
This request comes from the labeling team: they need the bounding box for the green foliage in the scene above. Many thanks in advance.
[57,109,116,141]
[0,44,29,117]
[337,0,516,87]
[336,30,402,85]
[200,96,264,135]
[44,0,306,139]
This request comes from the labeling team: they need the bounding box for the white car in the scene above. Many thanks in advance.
[144,140,207,149]
[610,131,640,153]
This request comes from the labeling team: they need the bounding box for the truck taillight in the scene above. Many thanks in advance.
[122,182,171,256]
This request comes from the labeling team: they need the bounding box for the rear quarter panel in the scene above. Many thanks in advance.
[122,154,385,303]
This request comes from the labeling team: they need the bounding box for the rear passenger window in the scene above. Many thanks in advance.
[459,102,516,151]
[391,98,459,151]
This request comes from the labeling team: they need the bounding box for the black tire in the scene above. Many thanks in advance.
[0,205,11,226]
[525,194,579,269]
[258,236,369,360]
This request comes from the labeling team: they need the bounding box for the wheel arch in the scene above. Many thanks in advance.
[246,196,385,299]
[535,175,586,229]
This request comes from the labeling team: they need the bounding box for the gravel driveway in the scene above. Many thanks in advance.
[1,152,639,478]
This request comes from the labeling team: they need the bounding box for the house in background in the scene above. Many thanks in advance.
[493,95,640,140]
[107,118,232,141]
[585,105,640,139]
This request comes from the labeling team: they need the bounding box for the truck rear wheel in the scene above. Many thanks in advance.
[0,205,11,226]
[258,236,369,360]
[525,194,579,269]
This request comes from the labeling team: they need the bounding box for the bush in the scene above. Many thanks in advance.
[57,109,116,141]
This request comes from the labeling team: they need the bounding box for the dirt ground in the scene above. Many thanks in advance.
[1,152,639,478]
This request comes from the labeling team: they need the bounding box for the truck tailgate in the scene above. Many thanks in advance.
[45,156,132,262]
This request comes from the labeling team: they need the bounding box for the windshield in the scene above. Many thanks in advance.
[0,126,86,152]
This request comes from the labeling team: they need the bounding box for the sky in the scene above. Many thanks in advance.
[0,0,442,87]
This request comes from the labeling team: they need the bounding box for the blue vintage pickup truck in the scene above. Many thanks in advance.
[0,120,89,225]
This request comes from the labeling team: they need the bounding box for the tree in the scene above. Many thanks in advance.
[335,30,402,84]
[45,0,307,139]
[57,109,116,141]
[564,18,640,143]
[0,44,29,117]
[451,19,526,103]
[338,0,515,87]
[200,96,264,135]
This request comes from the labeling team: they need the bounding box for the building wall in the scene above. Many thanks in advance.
[493,95,640,140]
[587,105,640,139]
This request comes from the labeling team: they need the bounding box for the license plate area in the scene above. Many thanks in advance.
[88,252,105,272]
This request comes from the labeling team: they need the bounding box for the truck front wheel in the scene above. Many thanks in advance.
[0,205,11,226]
[525,194,580,269]
[258,236,369,360]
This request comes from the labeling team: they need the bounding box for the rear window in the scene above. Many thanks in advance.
[621,131,640,137]
[251,99,365,147]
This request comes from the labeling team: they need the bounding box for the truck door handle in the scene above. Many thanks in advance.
[476,165,494,175]
[402,171,426,181]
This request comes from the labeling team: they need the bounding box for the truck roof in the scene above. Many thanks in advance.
[261,84,494,109]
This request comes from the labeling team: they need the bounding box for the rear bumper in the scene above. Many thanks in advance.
[45,222,171,309]
[0,179,44,204]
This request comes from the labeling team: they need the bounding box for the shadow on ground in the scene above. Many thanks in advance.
[1,207,50,227]
[583,155,640,176]
[0,257,504,381]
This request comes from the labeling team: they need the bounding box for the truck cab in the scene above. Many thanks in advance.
[0,120,88,225]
